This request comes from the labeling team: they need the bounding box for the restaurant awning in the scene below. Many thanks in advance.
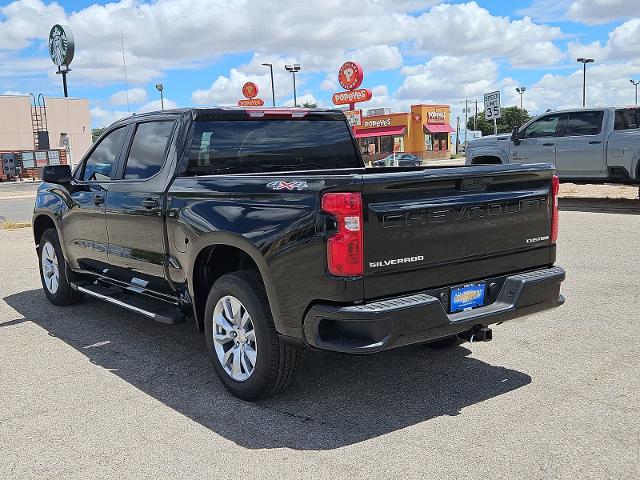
[354,126,406,138]
[424,124,454,133]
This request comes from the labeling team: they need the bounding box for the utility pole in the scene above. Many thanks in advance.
[631,79,640,106]
[474,100,477,131]
[577,58,594,107]
[455,116,460,155]
[459,99,472,148]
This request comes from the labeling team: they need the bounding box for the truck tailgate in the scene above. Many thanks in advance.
[362,164,556,299]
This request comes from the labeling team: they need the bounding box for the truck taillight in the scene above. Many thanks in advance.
[321,192,363,276]
[551,175,560,243]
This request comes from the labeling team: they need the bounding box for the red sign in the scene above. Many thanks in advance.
[338,61,364,90]
[332,88,372,105]
[242,82,258,99]
[413,114,422,122]
[238,98,265,106]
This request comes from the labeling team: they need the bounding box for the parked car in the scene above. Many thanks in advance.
[373,153,422,167]
[465,107,640,184]
[33,107,565,400]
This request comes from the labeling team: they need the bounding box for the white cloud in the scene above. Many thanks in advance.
[407,2,565,67]
[397,56,499,101]
[283,93,320,107]
[109,88,148,106]
[0,0,566,91]
[567,0,637,25]
[89,106,131,127]
[569,19,640,63]
[138,98,177,112]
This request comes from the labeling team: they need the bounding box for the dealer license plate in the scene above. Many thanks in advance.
[450,283,486,313]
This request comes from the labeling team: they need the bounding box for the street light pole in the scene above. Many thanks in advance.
[577,58,594,107]
[516,86,526,125]
[262,63,276,107]
[285,64,301,107]
[155,83,164,110]
[631,79,640,106]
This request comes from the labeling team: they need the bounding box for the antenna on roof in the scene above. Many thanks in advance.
[121,27,130,113]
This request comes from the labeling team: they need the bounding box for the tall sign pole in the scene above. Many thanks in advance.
[48,25,75,97]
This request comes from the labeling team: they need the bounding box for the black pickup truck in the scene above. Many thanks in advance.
[33,107,565,400]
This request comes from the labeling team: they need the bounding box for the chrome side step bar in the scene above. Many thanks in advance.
[73,283,185,325]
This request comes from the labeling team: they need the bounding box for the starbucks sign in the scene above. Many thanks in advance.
[48,24,74,67]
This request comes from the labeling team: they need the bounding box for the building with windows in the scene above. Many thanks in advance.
[0,95,92,179]
[353,104,454,162]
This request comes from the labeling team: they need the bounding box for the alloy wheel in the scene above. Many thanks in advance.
[212,295,257,381]
[41,241,60,294]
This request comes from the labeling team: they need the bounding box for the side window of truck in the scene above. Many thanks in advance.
[614,108,640,130]
[564,111,604,136]
[522,114,562,139]
[81,126,128,182]
[123,121,175,180]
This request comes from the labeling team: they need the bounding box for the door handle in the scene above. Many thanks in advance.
[92,194,105,205]
[141,197,159,209]
[589,140,602,144]
[543,143,555,146]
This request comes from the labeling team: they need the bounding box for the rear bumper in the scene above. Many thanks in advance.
[303,266,565,354]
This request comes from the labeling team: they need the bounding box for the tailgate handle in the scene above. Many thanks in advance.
[459,177,491,191]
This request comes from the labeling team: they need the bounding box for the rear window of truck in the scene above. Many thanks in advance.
[183,119,361,176]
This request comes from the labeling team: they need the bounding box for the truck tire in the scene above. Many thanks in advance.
[38,228,83,306]
[204,271,297,400]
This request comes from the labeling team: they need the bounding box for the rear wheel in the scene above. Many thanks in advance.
[38,229,82,306]
[204,271,297,400]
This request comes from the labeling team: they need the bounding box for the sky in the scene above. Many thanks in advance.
[1,0,639,128]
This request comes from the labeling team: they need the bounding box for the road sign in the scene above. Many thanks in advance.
[484,91,501,120]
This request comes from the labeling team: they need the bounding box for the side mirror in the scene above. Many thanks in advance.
[511,126,521,146]
[42,165,72,184]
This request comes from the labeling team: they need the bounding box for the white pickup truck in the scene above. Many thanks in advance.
[465,107,640,184]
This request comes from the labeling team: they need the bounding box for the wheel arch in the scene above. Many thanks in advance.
[33,213,58,247]
[188,233,281,333]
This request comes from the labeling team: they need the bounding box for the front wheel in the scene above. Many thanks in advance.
[38,228,82,306]
[204,271,297,400]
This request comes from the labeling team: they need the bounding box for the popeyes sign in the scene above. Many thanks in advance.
[332,61,372,108]
[238,82,265,106]
[427,111,446,123]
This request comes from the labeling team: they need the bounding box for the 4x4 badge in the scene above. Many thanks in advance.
[266,180,308,191]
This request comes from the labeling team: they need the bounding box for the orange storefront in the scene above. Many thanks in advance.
[353,104,454,161]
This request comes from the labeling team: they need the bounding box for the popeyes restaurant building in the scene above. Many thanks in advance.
[354,104,454,161]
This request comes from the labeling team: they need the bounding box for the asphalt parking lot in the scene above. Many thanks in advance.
[1,205,638,479]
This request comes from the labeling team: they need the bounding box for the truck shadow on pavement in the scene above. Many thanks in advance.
[4,289,531,450]
[559,197,640,215]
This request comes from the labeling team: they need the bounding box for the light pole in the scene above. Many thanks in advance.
[262,63,276,107]
[516,86,526,125]
[284,63,301,107]
[576,58,594,107]
[631,79,640,106]
[155,83,164,110]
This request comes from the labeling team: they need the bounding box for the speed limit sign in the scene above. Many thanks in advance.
[484,91,502,119]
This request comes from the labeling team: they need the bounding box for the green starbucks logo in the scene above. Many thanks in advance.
[48,24,74,67]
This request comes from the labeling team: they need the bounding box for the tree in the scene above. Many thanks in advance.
[91,127,106,142]
[467,106,532,136]
[302,102,318,108]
